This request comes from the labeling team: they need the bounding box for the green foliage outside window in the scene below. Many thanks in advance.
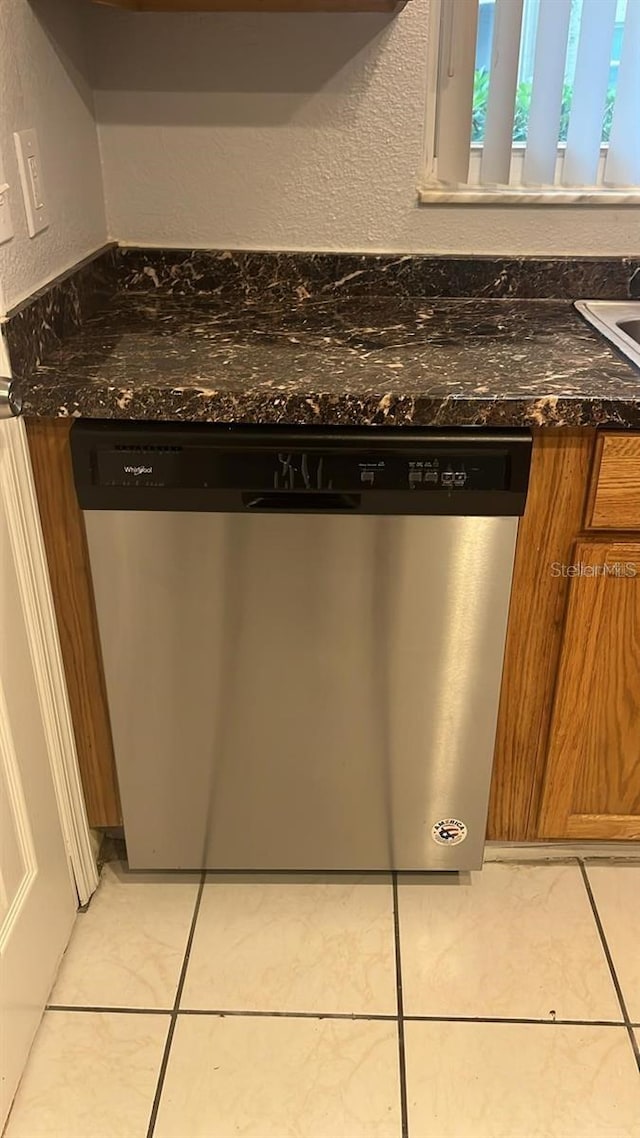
[471,69,616,145]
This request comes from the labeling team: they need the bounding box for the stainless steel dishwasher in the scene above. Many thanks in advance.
[72,423,531,872]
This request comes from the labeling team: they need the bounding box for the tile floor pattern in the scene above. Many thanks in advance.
[4,861,640,1138]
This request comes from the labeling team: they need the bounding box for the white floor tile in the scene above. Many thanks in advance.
[404,1021,640,1138]
[586,865,640,1022]
[398,863,621,1020]
[4,1011,168,1138]
[181,875,396,1014]
[154,1013,401,1138]
[50,863,198,1009]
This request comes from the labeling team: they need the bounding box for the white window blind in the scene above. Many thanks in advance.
[606,0,640,184]
[522,0,572,185]
[480,0,525,184]
[422,0,640,202]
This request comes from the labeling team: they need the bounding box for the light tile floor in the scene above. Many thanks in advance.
[4,861,640,1138]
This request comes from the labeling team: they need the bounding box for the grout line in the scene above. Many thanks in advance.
[391,873,409,1138]
[43,1005,629,1028]
[579,862,640,1072]
[46,1005,171,1015]
[403,1015,627,1027]
[145,872,207,1138]
[177,1008,398,1021]
[484,857,585,867]
[579,858,640,865]
[483,856,640,868]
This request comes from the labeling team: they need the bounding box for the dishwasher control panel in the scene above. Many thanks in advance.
[241,449,507,492]
[72,424,532,517]
[93,448,508,493]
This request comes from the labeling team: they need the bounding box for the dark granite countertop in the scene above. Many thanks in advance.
[5,249,640,428]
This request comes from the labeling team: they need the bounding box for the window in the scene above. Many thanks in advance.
[421,0,640,202]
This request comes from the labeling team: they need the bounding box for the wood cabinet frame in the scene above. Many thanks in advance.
[26,420,121,827]
[490,428,640,842]
[487,429,596,840]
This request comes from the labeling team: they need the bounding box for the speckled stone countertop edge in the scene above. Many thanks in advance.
[21,390,640,430]
[4,246,640,430]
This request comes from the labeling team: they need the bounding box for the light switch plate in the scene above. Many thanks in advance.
[0,323,10,368]
[0,141,13,245]
[0,182,13,245]
[14,129,49,237]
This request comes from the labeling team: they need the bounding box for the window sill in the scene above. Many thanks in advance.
[418,185,640,206]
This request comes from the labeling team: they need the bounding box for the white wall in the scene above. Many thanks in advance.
[0,0,107,313]
[90,0,639,256]
[0,0,636,306]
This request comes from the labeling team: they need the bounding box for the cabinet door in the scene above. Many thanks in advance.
[537,542,640,839]
[585,433,640,530]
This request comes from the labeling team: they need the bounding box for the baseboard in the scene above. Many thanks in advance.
[485,841,640,863]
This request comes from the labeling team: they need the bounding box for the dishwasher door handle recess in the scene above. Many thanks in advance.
[242,492,361,511]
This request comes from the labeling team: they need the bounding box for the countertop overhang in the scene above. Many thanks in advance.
[5,248,640,428]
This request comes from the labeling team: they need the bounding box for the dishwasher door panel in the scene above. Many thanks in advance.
[85,511,518,871]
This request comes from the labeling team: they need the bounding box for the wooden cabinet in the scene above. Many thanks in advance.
[26,420,121,827]
[586,433,640,530]
[537,541,640,839]
[487,430,596,841]
[92,1,410,11]
[489,429,640,843]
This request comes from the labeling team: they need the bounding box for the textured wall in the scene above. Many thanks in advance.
[1,0,636,306]
[90,0,639,255]
[0,0,107,313]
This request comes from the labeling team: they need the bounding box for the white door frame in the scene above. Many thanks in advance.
[1,410,98,905]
